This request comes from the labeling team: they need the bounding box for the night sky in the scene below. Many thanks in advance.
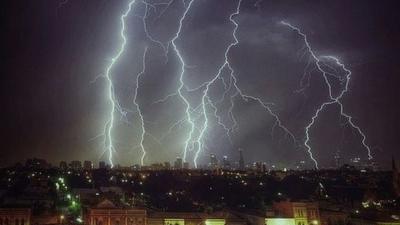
[2,0,400,169]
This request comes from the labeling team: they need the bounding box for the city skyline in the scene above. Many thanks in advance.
[13,153,388,171]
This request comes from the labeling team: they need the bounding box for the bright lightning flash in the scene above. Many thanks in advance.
[134,47,149,166]
[281,21,373,169]
[188,0,297,167]
[99,0,372,169]
[103,0,137,167]
[154,0,298,168]
[170,0,196,163]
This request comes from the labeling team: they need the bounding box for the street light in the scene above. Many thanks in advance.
[60,215,64,224]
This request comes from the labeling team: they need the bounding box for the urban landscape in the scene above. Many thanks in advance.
[3,0,399,224]
[0,156,399,224]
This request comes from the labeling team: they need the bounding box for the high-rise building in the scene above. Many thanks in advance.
[262,163,267,172]
[59,161,68,170]
[222,156,231,170]
[254,162,263,172]
[84,160,93,170]
[70,161,82,170]
[210,154,218,169]
[99,161,106,169]
[334,150,342,168]
[238,149,245,170]
[174,157,183,169]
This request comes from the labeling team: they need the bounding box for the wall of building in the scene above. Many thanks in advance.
[87,209,146,225]
[0,209,31,225]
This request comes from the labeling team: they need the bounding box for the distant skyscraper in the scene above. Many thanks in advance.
[99,161,106,169]
[59,161,68,170]
[210,154,218,169]
[334,150,342,168]
[254,162,263,172]
[70,161,82,170]
[349,157,362,169]
[222,156,231,170]
[174,157,183,169]
[84,160,93,170]
[239,149,245,170]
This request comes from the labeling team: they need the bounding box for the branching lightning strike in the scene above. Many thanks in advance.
[155,0,298,168]
[281,21,373,169]
[193,0,243,168]
[141,1,170,60]
[103,0,136,167]
[191,0,298,167]
[99,0,372,169]
[169,0,196,163]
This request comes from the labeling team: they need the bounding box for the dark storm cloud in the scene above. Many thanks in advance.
[3,0,399,168]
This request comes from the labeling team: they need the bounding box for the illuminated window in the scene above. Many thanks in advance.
[205,219,225,225]
[265,218,295,225]
[165,219,184,225]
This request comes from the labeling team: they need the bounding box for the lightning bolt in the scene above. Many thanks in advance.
[99,0,371,169]
[151,0,297,168]
[193,0,243,168]
[170,0,196,163]
[102,0,137,167]
[192,0,297,168]
[281,21,373,169]
[134,47,149,166]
